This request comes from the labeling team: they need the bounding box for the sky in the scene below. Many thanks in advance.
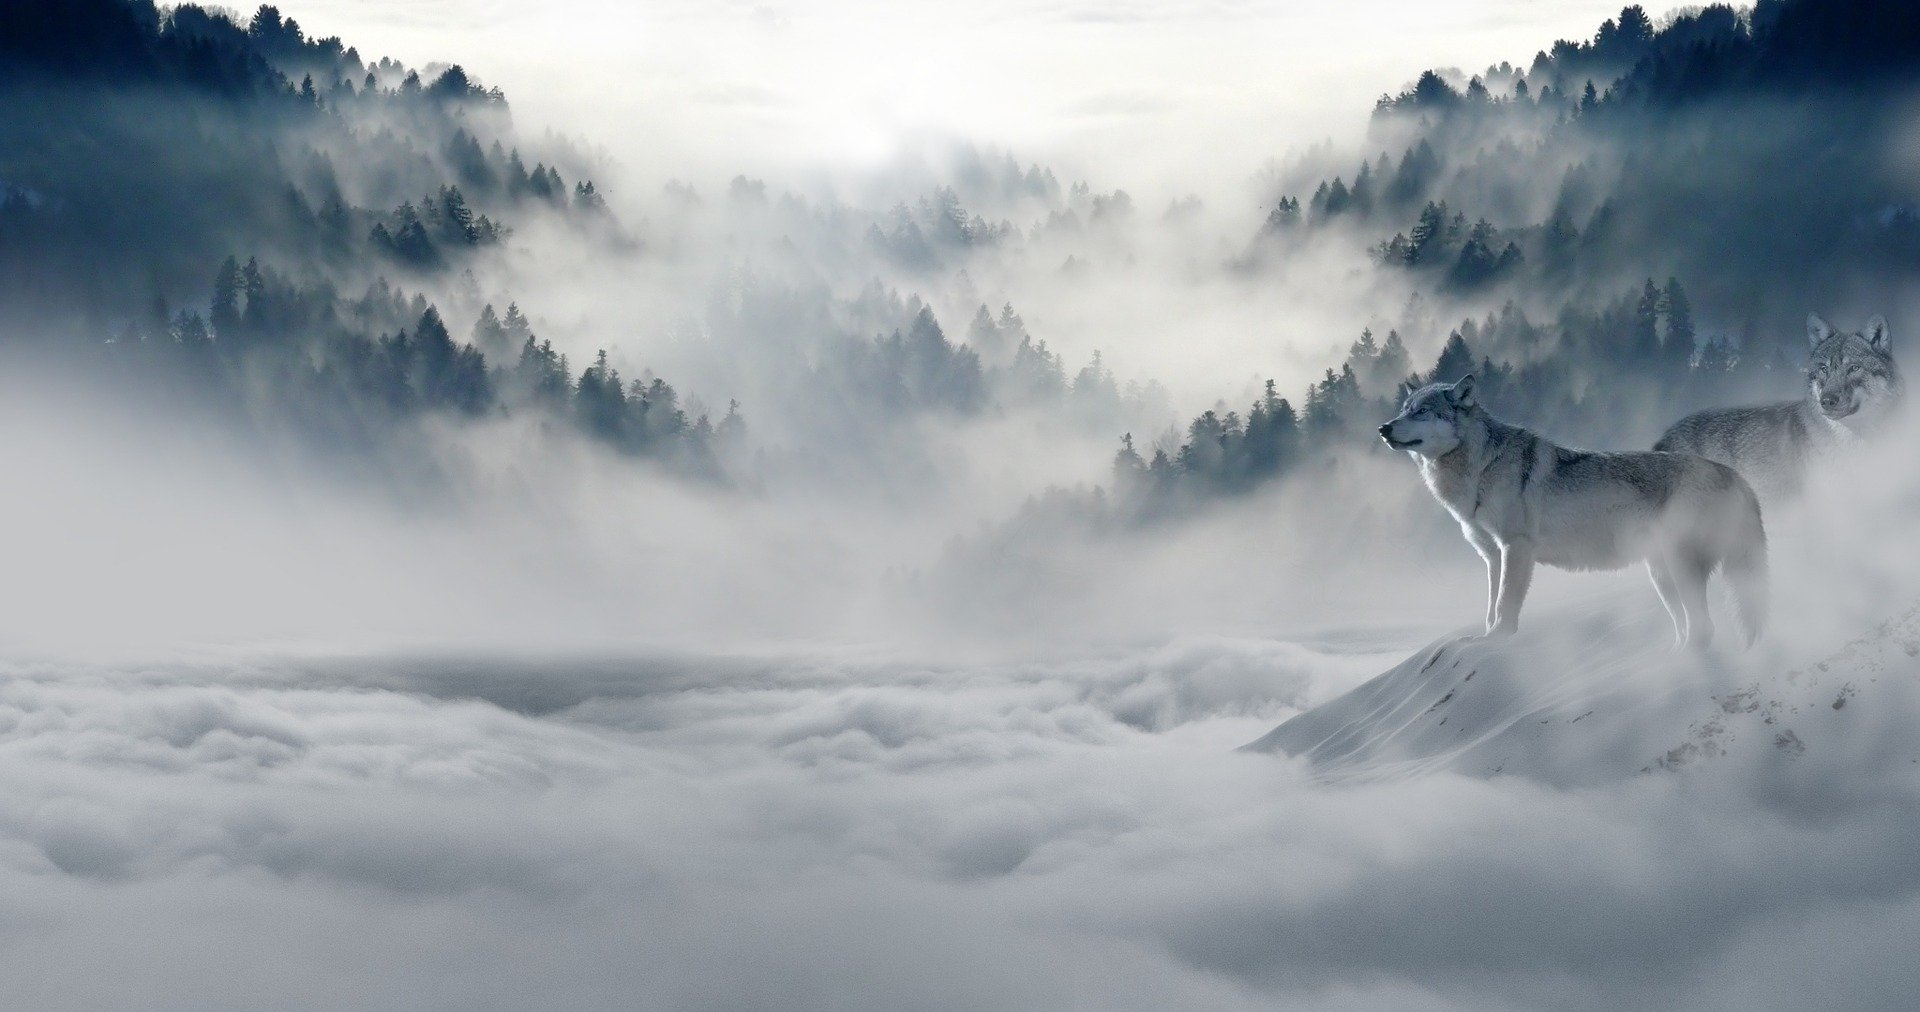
[292,0,1630,195]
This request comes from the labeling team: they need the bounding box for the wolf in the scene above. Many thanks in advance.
[1655,314,1901,500]
[1380,376,1768,647]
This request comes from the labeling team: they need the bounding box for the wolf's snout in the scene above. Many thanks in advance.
[1820,392,1844,410]
[1379,422,1420,449]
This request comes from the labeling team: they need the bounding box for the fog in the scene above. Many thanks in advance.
[7,462,1920,1007]
[9,0,1920,1007]
[294,0,1628,191]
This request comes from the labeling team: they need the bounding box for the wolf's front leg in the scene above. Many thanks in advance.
[1491,539,1535,635]
[1463,526,1500,635]
[1484,559,1500,633]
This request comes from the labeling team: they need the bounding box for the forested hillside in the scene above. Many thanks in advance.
[1,0,723,469]
[1102,0,1920,521]
[8,0,1920,528]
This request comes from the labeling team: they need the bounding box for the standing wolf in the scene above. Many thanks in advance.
[1656,314,1901,500]
[1380,376,1768,647]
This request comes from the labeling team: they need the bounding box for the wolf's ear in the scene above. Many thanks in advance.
[1863,314,1891,352]
[1451,373,1477,407]
[1808,313,1835,349]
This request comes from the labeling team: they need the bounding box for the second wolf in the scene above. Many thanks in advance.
[1381,376,1768,647]
[1656,314,1901,500]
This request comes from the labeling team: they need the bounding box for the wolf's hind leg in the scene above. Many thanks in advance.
[1676,553,1715,650]
[1646,558,1687,648]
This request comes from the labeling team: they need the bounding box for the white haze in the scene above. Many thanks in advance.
[16,2,1920,1009]
[10,420,1920,1008]
[296,0,1624,194]
[282,0,1643,411]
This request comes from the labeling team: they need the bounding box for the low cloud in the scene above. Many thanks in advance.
[1,564,1918,1008]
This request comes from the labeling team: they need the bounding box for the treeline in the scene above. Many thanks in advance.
[697,271,1167,452]
[1110,276,1795,519]
[708,167,1141,284]
[0,0,693,477]
[117,256,728,471]
[0,0,613,324]
[1093,0,1920,524]
[1256,0,1920,345]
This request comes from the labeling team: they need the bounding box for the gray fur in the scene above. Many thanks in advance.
[1382,377,1769,647]
[1655,314,1901,500]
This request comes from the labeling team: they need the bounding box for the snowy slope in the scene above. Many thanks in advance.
[1246,587,1920,787]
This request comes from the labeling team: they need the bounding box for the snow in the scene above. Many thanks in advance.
[1245,586,1920,788]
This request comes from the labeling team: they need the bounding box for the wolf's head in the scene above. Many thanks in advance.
[1379,375,1478,458]
[1807,314,1901,426]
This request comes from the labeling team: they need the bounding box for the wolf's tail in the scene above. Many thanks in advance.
[1724,479,1770,647]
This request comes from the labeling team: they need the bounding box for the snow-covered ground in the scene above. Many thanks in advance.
[1248,587,1920,788]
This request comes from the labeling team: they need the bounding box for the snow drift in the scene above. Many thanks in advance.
[1247,584,1920,789]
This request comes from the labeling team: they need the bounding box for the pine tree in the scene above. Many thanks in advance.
[516,336,570,406]
[1542,210,1579,274]
[1350,328,1379,361]
[1431,332,1475,383]
[387,202,435,264]
[472,304,506,356]
[1494,241,1524,277]
[1449,219,1500,289]
[439,186,477,243]
[503,302,532,344]
[717,399,746,443]
[1112,433,1146,490]
[1323,177,1351,217]
[1633,278,1662,363]
[1660,276,1696,371]
[171,310,210,349]
[1695,336,1731,375]
[967,304,1002,361]
[238,257,267,336]
[1350,161,1375,214]
[1616,6,1654,46]
[577,349,626,441]
[210,256,242,339]
[1375,330,1412,393]
[1407,201,1449,265]
[506,149,531,195]
[574,180,607,214]
[1387,140,1438,207]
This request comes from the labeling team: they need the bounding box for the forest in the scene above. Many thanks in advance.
[6,0,1920,531]
[1100,0,1920,522]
